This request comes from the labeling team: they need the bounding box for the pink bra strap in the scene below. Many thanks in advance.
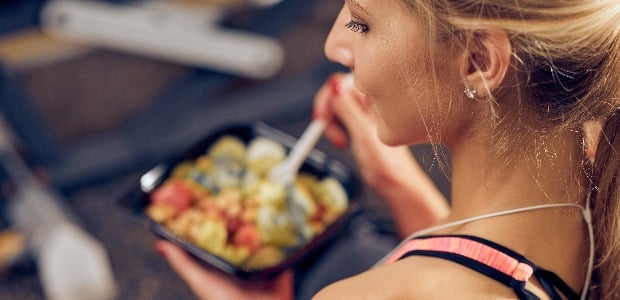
[382,236,534,282]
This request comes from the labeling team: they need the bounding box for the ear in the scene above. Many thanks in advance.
[459,29,512,97]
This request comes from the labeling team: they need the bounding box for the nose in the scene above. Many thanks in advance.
[324,6,354,69]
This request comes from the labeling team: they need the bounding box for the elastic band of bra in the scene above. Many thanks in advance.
[382,236,534,282]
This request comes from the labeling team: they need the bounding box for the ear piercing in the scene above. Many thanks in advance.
[464,86,477,99]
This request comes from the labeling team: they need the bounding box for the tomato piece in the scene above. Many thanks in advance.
[150,179,193,213]
[233,224,261,253]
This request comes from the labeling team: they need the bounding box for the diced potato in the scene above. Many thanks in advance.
[146,203,177,223]
[221,245,250,266]
[289,181,318,220]
[166,208,203,236]
[245,137,286,175]
[195,155,212,172]
[257,206,298,247]
[250,180,286,207]
[319,177,348,215]
[171,162,193,178]
[246,246,286,270]
[190,218,228,255]
[208,136,246,161]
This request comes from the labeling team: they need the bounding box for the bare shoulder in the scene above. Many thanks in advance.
[312,255,517,299]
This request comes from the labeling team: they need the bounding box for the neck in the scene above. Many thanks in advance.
[448,128,586,221]
[440,126,589,291]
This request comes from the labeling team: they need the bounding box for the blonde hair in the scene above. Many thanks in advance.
[406,0,620,298]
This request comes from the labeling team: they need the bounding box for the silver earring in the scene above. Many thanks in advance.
[464,86,477,99]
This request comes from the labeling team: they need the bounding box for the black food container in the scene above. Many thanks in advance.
[121,122,360,280]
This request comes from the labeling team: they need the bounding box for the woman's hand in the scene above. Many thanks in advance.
[313,73,450,235]
[155,240,293,300]
[313,73,407,190]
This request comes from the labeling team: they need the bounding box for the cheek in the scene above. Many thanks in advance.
[378,82,435,144]
[375,68,464,146]
[370,62,439,144]
[352,31,458,145]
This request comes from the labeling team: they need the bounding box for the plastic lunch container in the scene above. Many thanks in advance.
[120,122,360,280]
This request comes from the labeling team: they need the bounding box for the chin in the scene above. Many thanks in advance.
[378,121,429,146]
[376,124,407,147]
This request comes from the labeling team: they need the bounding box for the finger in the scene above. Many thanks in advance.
[269,270,294,300]
[330,91,375,142]
[312,83,334,120]
[324,119,349,148]
[248,270,295,300]
[313,73,345,120]
[156,240,294,300]
[313,73,351,148]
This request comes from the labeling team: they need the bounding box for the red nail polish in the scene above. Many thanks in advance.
[329,76,341,95]
[335,139,347,149]
[155,241,167,258]
[312,110,320,120]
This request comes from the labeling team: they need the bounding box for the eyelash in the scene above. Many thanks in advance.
[345,20,369,34]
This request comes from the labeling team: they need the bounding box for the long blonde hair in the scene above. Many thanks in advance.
[407,0,620,298]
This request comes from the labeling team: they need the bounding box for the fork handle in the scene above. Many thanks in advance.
[285,119,327,172]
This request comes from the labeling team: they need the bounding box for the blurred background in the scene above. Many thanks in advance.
[0,0,450,299]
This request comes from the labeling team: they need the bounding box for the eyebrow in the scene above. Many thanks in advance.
[345,0,371,16]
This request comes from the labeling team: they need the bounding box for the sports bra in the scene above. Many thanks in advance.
[381,234,579,300]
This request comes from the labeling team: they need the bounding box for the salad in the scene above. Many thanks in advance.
[145,135,349,270]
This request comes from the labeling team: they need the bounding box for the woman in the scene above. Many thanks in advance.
[156,0,620,298]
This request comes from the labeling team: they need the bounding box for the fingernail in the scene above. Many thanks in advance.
[155,241,167,258]
[335,139,347,149]
[329,75,341,95]
[312,110,321,120]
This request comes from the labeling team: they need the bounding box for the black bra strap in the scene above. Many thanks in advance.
[401,250,539,300]
[511,280,541,300]
[535,267,580,300]
[533,268,563,300]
